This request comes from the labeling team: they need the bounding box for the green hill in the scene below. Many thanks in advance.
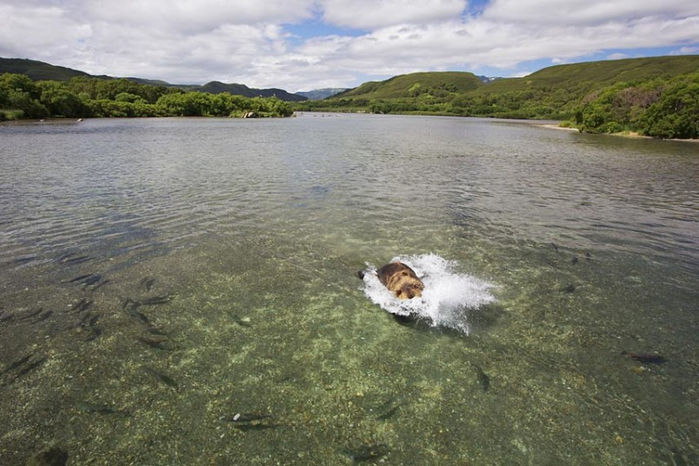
[300,55,698,122]
[194,81,307,101]
[0,58,90,81]
[335,71,484,99]
[0,58,306,102]
[479,55,699,95]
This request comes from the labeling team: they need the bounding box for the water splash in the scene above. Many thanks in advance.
[361,253,495,334]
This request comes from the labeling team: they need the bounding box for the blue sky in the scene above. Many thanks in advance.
[1,0,697,91]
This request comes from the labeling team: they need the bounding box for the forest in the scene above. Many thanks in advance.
[0,74,294,120]
[571,73,699,139]
[297,56,699,139]
[2,54,698,139]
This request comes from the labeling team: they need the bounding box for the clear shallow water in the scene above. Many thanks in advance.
[0,115,698,464]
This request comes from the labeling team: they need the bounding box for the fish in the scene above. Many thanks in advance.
[139,277,156,292]
[221,412,279,431]
[34,310,53,323]
[122,298,150,325]
[376,405,401,420]
[14,357,47,378]
[18,308,44,321]
[560,284,576,293]
[84,326,102,342]
[144,367,178,389]
[67,274,93,283]
[91,279,110,291]
[473,363,490,392]
[57,252,91,265]
[78,313,101,341]
[343,444,391,463]
[623,351,667,364]
[82,274,103,287]
[13,255,36,264]
[76,401,130,416]
[0,354,33,376]
[66,255,91,265]
[69,298,93,313]
[230,314,252,327]
[137,335,169,349]
[374,396,405,420]
[67,273,106,290]
[139,295,174,305]
[145,326,167,336]
[221,413,271,423]
[231,423,279,432]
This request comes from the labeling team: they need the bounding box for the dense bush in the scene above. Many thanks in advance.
[0,73,294,120]
[572,73,699,138]
[638,77,699,139]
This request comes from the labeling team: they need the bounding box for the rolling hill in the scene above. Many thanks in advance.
[0,58,307,102]
[302,55,699,121]
[296,88,349,100]
[192,81,306,101]
[0,58,92,81]
[334,71,484,99]
[471,55,699,96]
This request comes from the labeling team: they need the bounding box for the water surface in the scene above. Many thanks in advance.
[1,115,698,464]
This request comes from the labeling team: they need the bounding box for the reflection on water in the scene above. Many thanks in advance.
[0,115,698,464]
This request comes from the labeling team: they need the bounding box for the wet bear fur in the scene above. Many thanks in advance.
[377,262,425,300]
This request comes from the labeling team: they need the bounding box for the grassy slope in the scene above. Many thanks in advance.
[313,56,699,120]
[474,55,699,95]
[328,56,699,105]
[0,58,90,81]
[335,71,484,99]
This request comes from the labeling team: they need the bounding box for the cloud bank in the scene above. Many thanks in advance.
[1,0,698,91]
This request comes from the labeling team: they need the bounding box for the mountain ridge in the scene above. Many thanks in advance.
[0,58,307,102]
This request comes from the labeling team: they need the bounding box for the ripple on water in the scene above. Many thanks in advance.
[361,253,496,334]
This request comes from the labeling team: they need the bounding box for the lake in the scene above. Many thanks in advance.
[1,114,697,465]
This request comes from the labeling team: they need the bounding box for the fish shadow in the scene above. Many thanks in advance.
[389,302,504,337]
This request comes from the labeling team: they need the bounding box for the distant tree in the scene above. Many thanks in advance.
[37,81,90,117]
[115,92,148,104]
[572,72,698,138]
[0,73,42,99]
[639,74,699,139]
[0,73,48,118]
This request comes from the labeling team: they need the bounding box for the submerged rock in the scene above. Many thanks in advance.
[26,446,68,466]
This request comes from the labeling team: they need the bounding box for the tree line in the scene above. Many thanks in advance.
[297,71,699,139]
[0,74,294,120]
[571,72,699,139]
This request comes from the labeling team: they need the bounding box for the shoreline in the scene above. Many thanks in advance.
[537,123,699,143]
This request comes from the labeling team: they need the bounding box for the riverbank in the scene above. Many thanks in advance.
[538,122,699,142]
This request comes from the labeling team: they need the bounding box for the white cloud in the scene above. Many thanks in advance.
[319,0,467,29]
[82,0,314,33]
[1,0,698,91]
[606,53,630,60]
[0,4,92,59]
[671,46,699,55]
[483,0,699,25]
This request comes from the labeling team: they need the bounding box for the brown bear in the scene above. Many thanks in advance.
[377,262,425,300]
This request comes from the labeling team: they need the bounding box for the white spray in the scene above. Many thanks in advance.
[361,253,496,334]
